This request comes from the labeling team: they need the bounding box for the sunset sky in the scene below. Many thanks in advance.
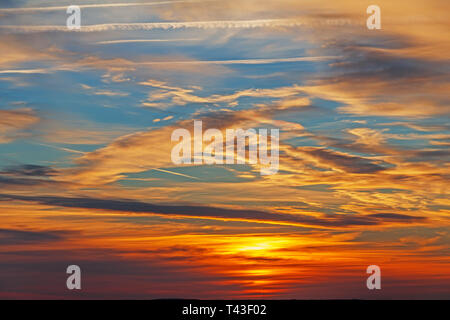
[0,0,449,299]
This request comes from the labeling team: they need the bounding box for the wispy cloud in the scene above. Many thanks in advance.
[0,68,50,74]
[32,142,85,155]
[142,56,339,65]
[0,1,210,14]
[140,80,308,107]
[0,108,39,143]
[96,39,201,45]
[80,83,129,97]
[151,168,200,180]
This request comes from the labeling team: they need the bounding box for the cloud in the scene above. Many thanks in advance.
[0,0,449,300]
[153,0,448,62]
[298,28,450,118]
[0,194,426,228]
[0,1,209,14]
[35,117,135,145]
[80,83,129,97]
[141,56,337,65]
[59,101,308,185]
[65,125,178,184]
[0,35,58,69]
[0,164,57,177]
[0,228,70,245]
[0,68,50,74]
[94,90,129,97]
[0,19,311,34]
[0,108,39,143]
[153,116,174,123]
[292,146,388,174]
[0,175,53,187]
[0,165,68,190]
[368,213,427,222]
[96,39,202,45]
[140,79,307,107]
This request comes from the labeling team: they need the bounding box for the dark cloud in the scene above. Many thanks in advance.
[0,194,424,228]
[0,165,65,188]
[0,175,63,187]
[414,150,450,160]
[312,134,384,156]
[1,164,57,177]
[302,147,387,173]
[0,175,43,186]
[369,213,427,222]
[323,37,445,81]
[0,228,71,245]
[0,245,273,299]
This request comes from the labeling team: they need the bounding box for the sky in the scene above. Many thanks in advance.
[0,0,449,299]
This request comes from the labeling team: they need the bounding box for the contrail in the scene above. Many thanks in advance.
[96,38,201,44]
[139,56,340,65]
[0,19,308,33]
[0,1,209,13]
[33,143,86,155]
[151,168,200,180]
[0,68,50,74]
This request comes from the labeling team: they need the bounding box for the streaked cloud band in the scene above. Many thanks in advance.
[0,1,207,14]
[0,19,309,33]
